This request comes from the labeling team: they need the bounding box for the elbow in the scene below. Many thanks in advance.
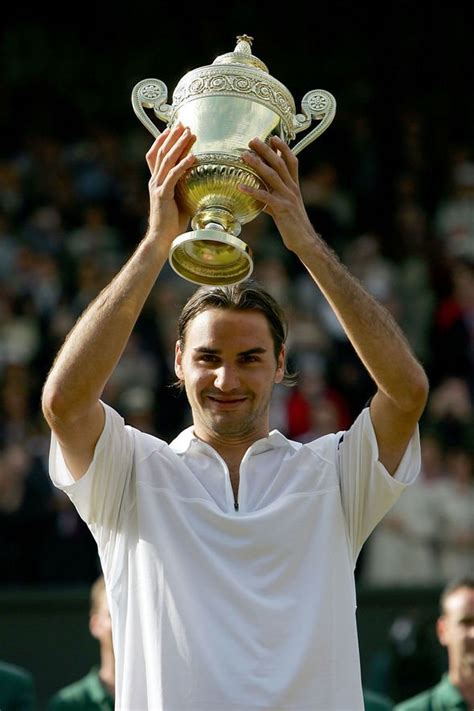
[400,369,430,416]
[41,381,73,428]
[42,379,100,430]
[41,382,63,427]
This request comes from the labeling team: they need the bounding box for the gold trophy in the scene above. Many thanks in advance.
[132,35,336,285]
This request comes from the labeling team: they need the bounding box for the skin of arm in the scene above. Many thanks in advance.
[240,136,429,474]
[41,124,196,480]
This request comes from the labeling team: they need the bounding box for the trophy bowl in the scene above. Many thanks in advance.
[132,35,336,285]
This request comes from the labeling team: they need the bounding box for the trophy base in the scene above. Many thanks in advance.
[169,229,254,286]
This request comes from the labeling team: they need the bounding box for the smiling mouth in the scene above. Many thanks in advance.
[207,396,247,406]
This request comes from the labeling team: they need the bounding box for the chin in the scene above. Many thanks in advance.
[209,415,254,437]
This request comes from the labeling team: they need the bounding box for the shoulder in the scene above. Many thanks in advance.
[297,429,341,462]
[47,672,94,710]
[132,427,169,461]
[394,684,438,710]
[0,659,34,683]
[395,675,467,711]
[0,662,33,688]
[85,401,170,471]
[0,661,35,707]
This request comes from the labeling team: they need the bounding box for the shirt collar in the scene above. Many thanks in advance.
[85,667,114,706]
[437,673,469,708]
[170,427,300,455]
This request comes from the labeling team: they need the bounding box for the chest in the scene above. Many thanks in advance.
[147,444,337,513]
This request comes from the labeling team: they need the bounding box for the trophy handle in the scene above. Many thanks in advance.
[131,78,173,138]
[291,90,336,156]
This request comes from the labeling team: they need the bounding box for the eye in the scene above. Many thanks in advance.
[197,353,220,363]
[240,354,260,364]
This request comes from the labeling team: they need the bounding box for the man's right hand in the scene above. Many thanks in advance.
[146,123,197,250]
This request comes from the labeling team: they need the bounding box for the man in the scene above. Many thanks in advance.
[47,575,114,710]
[395,577,474,710]
[0,660,36,711]
[42,123,429,709]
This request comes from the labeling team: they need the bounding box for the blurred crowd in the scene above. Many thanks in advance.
[0,108,472,587]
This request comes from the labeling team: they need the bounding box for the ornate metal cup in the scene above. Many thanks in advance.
[132,35,336,285]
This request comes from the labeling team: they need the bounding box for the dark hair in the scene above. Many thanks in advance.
[440,575,474,614]
[177,280,297,387]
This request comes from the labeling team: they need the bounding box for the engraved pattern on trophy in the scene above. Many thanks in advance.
[131,36,336,285]
[172,68,295,136]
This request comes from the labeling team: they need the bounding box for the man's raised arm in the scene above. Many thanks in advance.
[41,124,196,480]
[241,136,429,474]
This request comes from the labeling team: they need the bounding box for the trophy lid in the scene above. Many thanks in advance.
[171,33,296,136]
[212,35,269,73]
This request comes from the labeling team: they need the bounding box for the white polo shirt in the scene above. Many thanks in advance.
[49,403,420,711]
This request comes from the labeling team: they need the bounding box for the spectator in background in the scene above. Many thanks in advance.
[428,256,474,390]
[392,172,429,260]
[361,433,446,586]
[434,158,474,261]
[0,213,19,283]
[391,174,435,363]
[439,449,474,581]
[0,660,36,711]
[366,611,443,704]
[118,384,158,434]
[0,440,55,584]
[299,160,355,250]
[343,232,398,311]
[47,575,114,710]
[395,576,474,710]
[288,362,351,442]
[425,377,474,454]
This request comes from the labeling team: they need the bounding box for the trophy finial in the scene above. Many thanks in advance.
[213,34,268,72]
[236,34,254,52]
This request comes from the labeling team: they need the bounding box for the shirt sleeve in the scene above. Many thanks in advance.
[337,406,421,563]
[48,401,135,579]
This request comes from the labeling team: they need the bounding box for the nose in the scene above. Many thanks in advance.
[213,364,241,392]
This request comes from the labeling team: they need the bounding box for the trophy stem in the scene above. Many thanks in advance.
[191,207,242,237]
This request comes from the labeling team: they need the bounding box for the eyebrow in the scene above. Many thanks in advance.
[193,347,268,356]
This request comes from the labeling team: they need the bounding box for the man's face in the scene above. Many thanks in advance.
[437,587,474,676]
[175,308,284,443]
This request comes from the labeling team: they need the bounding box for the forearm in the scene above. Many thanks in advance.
[43,235,168,422]
[241,136,428,472]
[294,228,428,412]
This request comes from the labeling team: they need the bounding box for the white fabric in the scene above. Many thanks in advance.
[49,404,420,711]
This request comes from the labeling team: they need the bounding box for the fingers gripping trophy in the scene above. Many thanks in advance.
[131,35,336,286]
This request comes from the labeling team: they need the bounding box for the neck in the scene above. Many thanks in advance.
[195,427,267,468]
[99,646,115,698]
[193,425,269,505]
[449,664,474,703]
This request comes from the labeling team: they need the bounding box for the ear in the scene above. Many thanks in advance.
[175,340,184,382]
[274,345,286,384]
[89,613,100,641]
